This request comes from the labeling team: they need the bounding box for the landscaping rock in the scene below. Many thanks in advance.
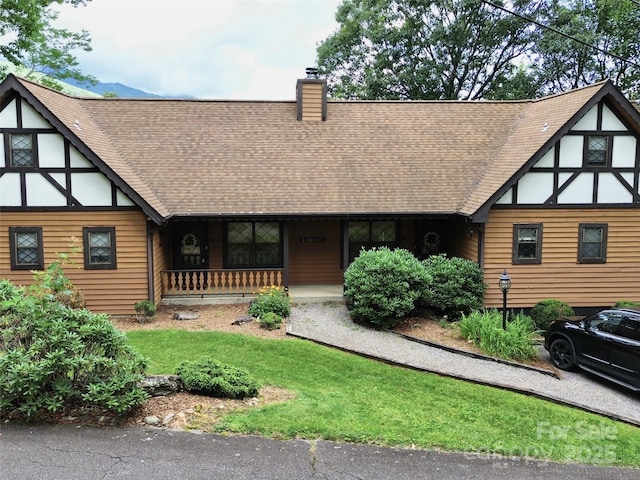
[140,375,182,397]
[232,315,255,325]
[173,312,200,321]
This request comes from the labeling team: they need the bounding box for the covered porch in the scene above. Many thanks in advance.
[161,284,344,305]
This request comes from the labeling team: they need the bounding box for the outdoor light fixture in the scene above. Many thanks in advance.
[499,269,511,330]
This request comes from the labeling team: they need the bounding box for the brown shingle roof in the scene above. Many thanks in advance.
[11,76,614,221]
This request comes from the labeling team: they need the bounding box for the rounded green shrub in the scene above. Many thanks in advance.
[0,281,148,420]
[613,300,640,308]
[258,312,283,330]
[530,299,575,331]
[175,357,259,399]
[420,254,486,320]
[344,247,431,329]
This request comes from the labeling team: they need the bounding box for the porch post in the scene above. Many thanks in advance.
[282,221,289,288]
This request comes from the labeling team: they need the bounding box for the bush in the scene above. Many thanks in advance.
[458,309,537,361]
[530,299,574,331]
[257,312,283,331]
[613,300,640,308]
[249,286,291,319]
[344,247,431,329]
[0,277,148,420]
[134,300,157,323]
[420,254,486,320]
[175,357,259,399]
[30,256,85,309]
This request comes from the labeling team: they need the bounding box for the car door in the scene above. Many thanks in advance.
[610,315,640,389]
[580,311,623,370]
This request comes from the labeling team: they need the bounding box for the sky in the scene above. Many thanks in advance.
[53,0,342,100]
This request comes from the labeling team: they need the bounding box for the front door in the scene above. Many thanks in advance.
[173,222,209,269]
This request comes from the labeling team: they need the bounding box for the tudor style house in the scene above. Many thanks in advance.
[1,72,640,314]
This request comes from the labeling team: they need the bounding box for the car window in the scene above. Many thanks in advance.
[588,312,624,334]
[617,316,640,341]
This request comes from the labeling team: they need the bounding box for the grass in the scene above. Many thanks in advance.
[126,329,640,467]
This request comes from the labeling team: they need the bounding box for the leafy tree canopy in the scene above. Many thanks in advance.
[317,0,640,100]
[0,0,95,90]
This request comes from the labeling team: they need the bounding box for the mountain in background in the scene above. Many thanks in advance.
[64,78,195,99]
[63,78,165,98]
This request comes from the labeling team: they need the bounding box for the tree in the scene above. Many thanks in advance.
[317,0,640,100]
[0,0,95,89]
[533,0,640,98]
[316,0,542,100]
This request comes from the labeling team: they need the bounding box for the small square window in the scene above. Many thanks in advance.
[578,223,607,263]
[9,227,44,270]
[9,133,34,167]
[586,135,609,167]
[225,222,282,268]
[83,227,116,269]
[513,224,542,264]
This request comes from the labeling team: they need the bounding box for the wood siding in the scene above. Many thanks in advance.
[298,82,325,122]
[0,210,149,315]
[288,220,343,284]
[448,218,478,261]
[483,208,640,309]
[151,227,169,305]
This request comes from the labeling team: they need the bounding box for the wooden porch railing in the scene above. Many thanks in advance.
[160,269,285,296]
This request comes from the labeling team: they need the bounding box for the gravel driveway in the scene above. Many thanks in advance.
[287,302,640,426]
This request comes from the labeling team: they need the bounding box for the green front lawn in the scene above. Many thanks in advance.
[126,329,640,467]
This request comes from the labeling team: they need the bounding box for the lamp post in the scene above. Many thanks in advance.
[499,269,511,330]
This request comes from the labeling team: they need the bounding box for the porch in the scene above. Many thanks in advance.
[160,267,343,305]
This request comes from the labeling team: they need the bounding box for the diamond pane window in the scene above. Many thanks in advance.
[10,134,34,167]
[348,220,398,263]
[9,227,43,270]
[578,224,607,263]
[226,222,282,268]
[513,224,542,264]
[83,227,116,269]
[348,222,370,242]
[586,135,608,166]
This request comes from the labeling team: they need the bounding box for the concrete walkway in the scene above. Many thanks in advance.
[286,302,640,427]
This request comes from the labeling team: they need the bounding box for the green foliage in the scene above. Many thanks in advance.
[134,300,157,323]
[0,278,148,420]
[317,0,541,100]
[344,247,431,328]
[420,254,486,319]
[29,255,85,309]
[175,356,259,399]
[317,0,640,99]
[459,309,537,361]
[530,299,575,331]
[614,300,640,308]
[257,312,283,331]
[1,1,94,87]
[248,286,291,319]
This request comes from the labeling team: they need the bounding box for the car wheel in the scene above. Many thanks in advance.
[549,338,576,371]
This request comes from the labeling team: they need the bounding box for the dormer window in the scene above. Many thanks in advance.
[9,133,34,167]
[585,135,609,167]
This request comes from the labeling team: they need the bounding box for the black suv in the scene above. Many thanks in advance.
[544,308,640,391]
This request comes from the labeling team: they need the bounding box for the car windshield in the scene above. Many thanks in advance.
[587,311,624,333]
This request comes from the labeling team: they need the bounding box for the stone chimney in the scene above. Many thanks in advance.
[296,67,327,121]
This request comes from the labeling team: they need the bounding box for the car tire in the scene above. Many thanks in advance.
[549,338,576,371]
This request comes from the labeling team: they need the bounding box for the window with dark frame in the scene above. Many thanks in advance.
[578,223,607,263]
[83,227,116,269]
[513,224,542,264]
[9,133,34,167]
[348,220,397,263]
[9,227,43,270]
[585,135,609,167]
[225,221,281,268]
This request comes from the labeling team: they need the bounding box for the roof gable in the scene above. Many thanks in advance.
[0,74,168,223]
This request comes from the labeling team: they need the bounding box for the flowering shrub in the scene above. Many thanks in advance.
[248,286,291,319]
